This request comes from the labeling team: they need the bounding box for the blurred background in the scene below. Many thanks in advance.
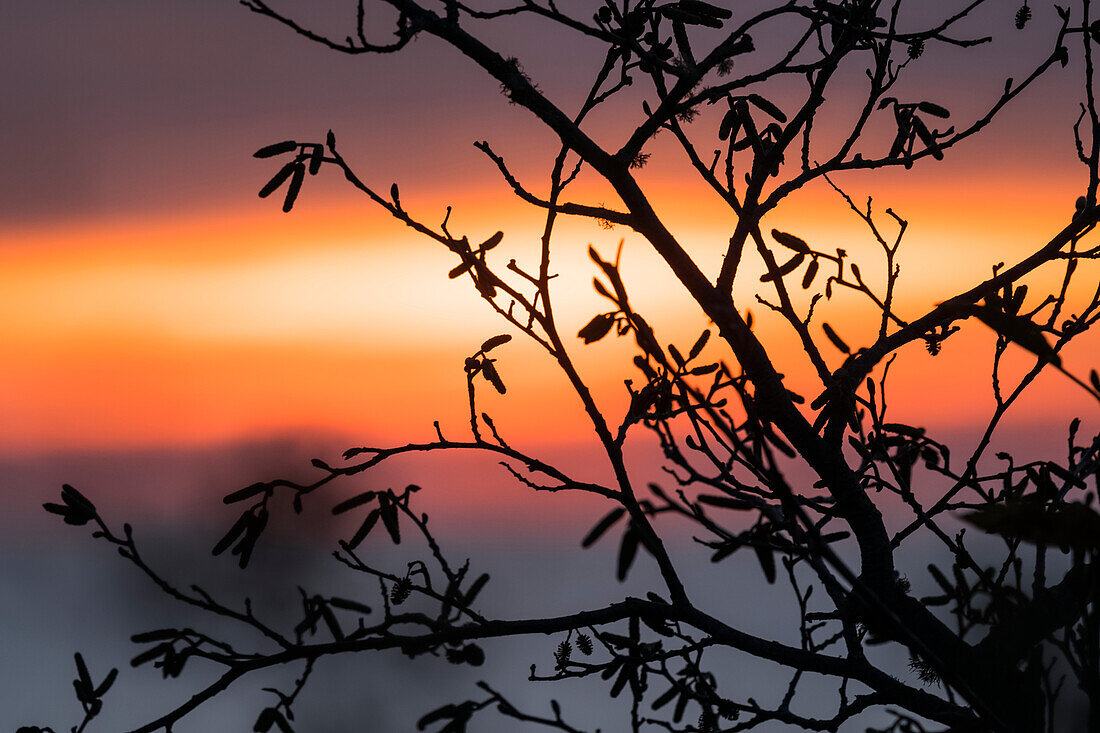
[2,1,1097,730]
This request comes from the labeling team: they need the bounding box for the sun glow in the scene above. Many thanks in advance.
[0,168,1095,456]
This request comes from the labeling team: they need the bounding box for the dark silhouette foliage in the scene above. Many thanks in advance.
[27,1,1100,732]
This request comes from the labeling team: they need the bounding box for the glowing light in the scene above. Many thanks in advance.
[0,170,1094,456]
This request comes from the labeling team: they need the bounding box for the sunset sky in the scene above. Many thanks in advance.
[6,5,1100,731]
[2,1,1097,518]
